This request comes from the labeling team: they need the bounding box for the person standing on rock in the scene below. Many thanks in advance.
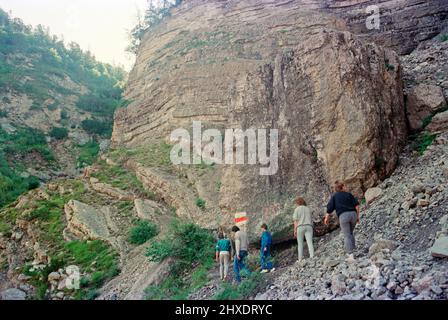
[260,224,275,273]
[215,232,231,281]
[293,197,315,262]
[232,226,251,283]
[324,181,360,262]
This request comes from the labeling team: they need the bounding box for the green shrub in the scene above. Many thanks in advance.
[195,198,206,210]
[412,133,436,155]
[0,110,7,118]
[21,238,120,300]
[145,220,215,299]
[0,221,11,235]
[77,140,100,168]
[385,59,395,71]
[81,119,112,137]
[1,96,11,104]
[90,160,156,199]
[214,273,263,300]
[49,127,68,140]
[0,127,53,160]
[60,109,69,120]
[128,220,158,245]
[147,220,214,264]
[440,34,448,42]
[47,102,59,111]
[0,8,126,116]
[0,126,53,208]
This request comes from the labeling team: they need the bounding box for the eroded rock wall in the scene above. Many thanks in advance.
[112,0,420,240]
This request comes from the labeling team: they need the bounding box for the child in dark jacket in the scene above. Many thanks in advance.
[260,224,275,273]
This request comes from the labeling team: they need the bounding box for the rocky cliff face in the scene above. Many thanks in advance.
[110,0,429,240]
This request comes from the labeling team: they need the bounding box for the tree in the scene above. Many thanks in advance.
[127,0,183,54]
[49,127,68,140]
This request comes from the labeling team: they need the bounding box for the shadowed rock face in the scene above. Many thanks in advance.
[112,0,413,240]
[318,0,448,55]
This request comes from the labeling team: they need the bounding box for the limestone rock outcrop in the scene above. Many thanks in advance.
[63,200,112,242]
[406,84,447,131]
[428,111,448,134]
[112,0,409,240]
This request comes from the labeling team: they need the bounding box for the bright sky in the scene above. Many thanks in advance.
[0,0,149,71]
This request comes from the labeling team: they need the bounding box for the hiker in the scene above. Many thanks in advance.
[324,180,360,262]
[293,197,315,261]
[260,224,275,273]
[215,232,231,281]
[231,226,251,283]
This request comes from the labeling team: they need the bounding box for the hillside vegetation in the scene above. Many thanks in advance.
[0,8,127,208]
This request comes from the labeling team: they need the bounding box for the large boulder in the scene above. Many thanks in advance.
[63,200,111,241]
[428,110,448,133]
[365,187,383,205]
[112,0,407,241]
[431,215,448,258]
[406,84,447,131]
[431,237,448,258]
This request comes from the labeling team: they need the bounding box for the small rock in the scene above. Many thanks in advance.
[401,201,410,211]
[417,199,430,207]
[0,288,27,300]
[55,292,65,299]
[48,272,61,282]
[430,285,443,295]
[412,276,433,294]
[411,184,426,195]
[395,286,404,295]
[368,239,398,257]
[386,281,397,291]
[18,274,32,282]
[331,278,346,296]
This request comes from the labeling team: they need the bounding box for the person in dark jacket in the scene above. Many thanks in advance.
[259,224,275,273]
[324,181,360,262]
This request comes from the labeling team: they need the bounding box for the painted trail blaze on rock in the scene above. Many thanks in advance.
[235,212,248,229]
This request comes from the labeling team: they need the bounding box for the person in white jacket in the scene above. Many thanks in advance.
[293,197,315,262]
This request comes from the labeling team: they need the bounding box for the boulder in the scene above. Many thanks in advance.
[368,239,398,258]
[411,183,426,195]
[48,272,61,283]
[0,288,26,300]
[365,187,383,204]
[428,110,448,133]
[406,84,447,131]
[63,200,111,241]
[33,249,50,265]
[430,236,448,258]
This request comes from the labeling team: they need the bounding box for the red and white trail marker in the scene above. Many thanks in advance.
[234,212,248,230]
